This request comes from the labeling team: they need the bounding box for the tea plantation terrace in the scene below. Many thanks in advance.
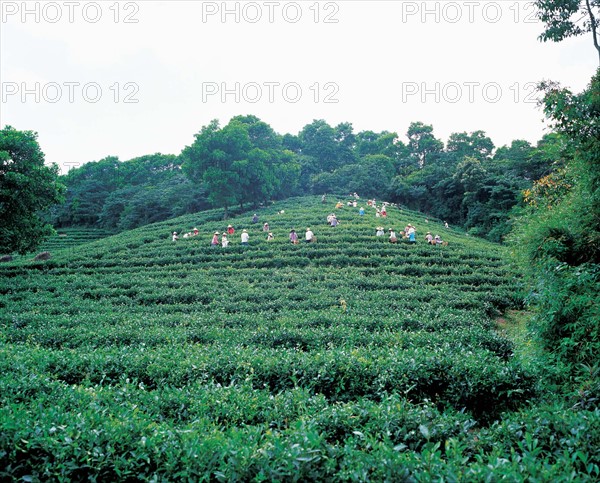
[1,196,576,480]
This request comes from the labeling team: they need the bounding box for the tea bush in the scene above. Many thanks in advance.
[0,196,588,480]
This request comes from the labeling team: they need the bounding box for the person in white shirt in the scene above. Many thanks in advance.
[241,229,249,245]
[305,228,314,243]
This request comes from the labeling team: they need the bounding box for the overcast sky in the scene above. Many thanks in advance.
[1,0,597,172]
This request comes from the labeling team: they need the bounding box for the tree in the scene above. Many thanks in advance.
[535,71,600,262]
[333,122,357,165]
[52,152,205,230]
[181,120,244,218]
[299,120,339,172]
[509,71,600,366]
[181,117,297,216]
[355,130,407,165]
[406,122,444,169]
[0,126,65,254]
[54,156,121,226]
[447,130,494,162]
[535,0,600,65]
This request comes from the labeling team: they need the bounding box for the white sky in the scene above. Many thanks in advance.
[1,0,597,172]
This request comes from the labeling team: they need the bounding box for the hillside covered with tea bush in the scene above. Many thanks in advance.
[1,196,599,481]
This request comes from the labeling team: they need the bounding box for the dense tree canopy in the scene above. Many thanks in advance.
[52,115,557,242]
[52,153,208,230]
[180,116,300,217]
[0,126,65,254]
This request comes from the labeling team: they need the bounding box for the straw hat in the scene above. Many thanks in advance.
[214,231,220,235]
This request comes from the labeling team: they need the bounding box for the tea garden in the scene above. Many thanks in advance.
[1,196,599,481]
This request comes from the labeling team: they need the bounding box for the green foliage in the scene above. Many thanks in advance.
[0,126,65,254]
[530,263,600,365]
[52,153,208,231]
[535,0,600,64]
[54,116,557,242]
[447,130,494,162]
[511,71,600,376]
[406,121,444,169]
[2,195,574,480]
[181,117,300,217]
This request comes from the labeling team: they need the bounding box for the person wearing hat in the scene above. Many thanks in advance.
[376,227,385,237]
[389,228,397,244]
[305,227,314,243]
[266,232,274,241]
[193,227,199,236]
[263,222,270,232]
[241,229,249,245]
[407,225,416,243]
[289,229,299,245]
[425,232,433,244]
[211,232,220,246]
[227,225,234,235]
[252,214,258,223]
[221,233,229,247]
[172,231,178,242]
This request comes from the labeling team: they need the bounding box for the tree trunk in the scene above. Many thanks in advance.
[585,0,600,66]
